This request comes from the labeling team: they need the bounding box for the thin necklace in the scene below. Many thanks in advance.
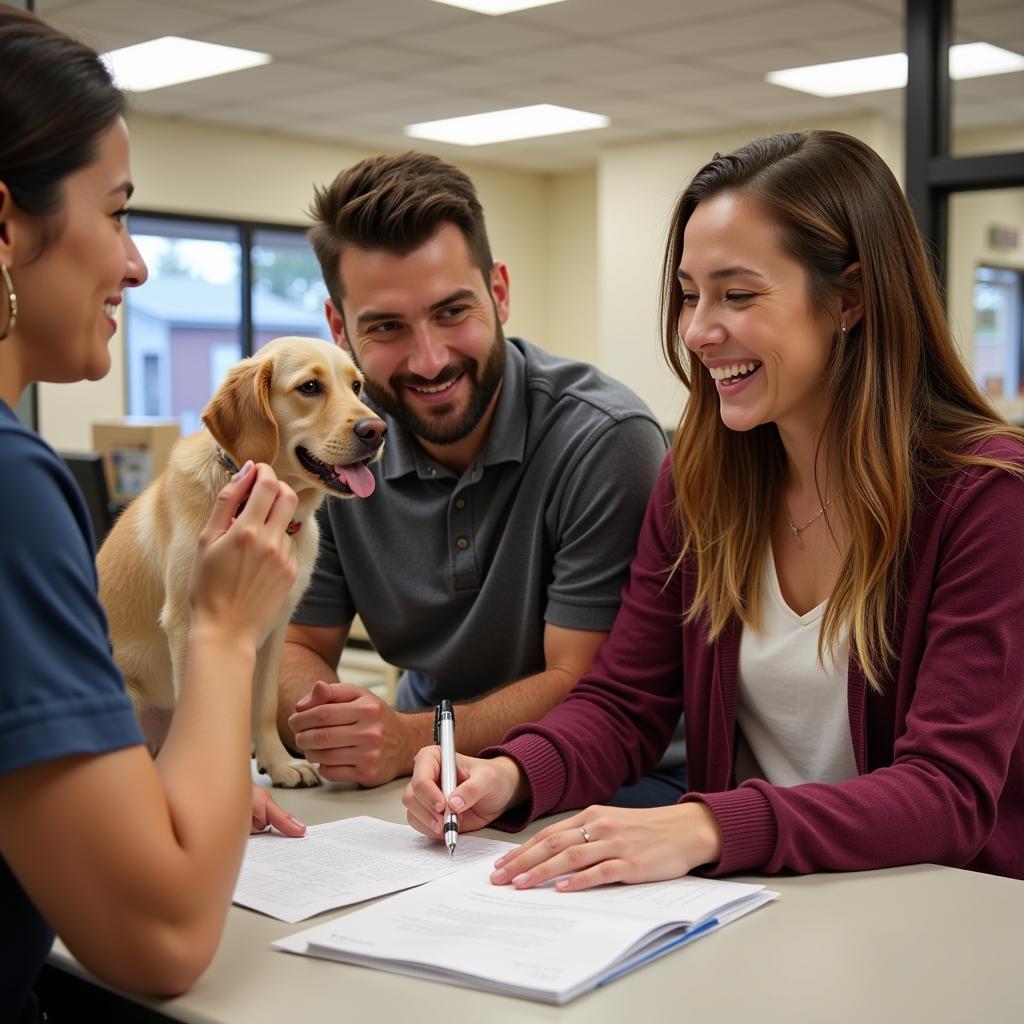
[787,499,831,549]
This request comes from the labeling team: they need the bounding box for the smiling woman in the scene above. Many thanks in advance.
[0,6,306,1020]
[3,119,146,387]
[404,129,1024,889]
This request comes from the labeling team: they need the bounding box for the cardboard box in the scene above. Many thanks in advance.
[92,418,180,503]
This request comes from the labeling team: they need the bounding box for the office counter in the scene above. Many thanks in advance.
[45,776,1024,1023]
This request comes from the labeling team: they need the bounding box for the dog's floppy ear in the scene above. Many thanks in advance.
[201,355,279,466]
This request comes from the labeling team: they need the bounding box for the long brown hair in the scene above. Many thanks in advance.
[660,130,1024,690]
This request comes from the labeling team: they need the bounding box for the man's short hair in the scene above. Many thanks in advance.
[308,151,494,310]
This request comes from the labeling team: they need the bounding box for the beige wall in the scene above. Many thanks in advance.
[545,168,597,364]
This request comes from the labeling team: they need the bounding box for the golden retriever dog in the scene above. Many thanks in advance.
[97,336,385,787]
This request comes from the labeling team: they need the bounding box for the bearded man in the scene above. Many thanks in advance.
[278,152,682,801]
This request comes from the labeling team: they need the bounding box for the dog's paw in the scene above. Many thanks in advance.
[264,757,322,788]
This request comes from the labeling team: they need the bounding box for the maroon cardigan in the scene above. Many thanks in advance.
[489,442,1024,879]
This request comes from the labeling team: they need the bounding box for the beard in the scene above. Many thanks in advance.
[361,323,507,446]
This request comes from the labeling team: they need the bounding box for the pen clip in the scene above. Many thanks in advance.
[433,704,441,745]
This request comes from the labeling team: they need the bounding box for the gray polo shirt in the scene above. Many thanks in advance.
[293,336,667,704]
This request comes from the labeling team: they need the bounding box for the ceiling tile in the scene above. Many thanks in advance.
[280,0,474,39]
[956,8,1024,46]
[511,0,772,35]
[133,62,353,107]
[302,43,449,76]
[409,60,538,92]
[43,17,147,54]
[373,93,513,124]
[489,41,657,78]
[702,43,833,77]
[393,17,568,58]
[588,60,730,95]
[953,0,1024,14]
[128,90,213,117]
[174,0,311,15]
[678,77,854,121]
[304,80,458,116]
[30,0,90,11]
[463,77,594,109]
[825,89,906,119]
[194,21,339,58]
[476,76,634,110]
[578,94,705,125]
[621,2,898,59]
[803,28,908,64]
[258,88,496,128]
[45,0,228,38]
[619,107,725,135]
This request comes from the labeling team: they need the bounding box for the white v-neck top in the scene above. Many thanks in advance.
[734,546,857,787]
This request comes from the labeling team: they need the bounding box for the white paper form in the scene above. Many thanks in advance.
[275,860,778,1003]
[234,815,515,923]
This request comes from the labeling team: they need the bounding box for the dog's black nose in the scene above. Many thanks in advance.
[354,418,387,447]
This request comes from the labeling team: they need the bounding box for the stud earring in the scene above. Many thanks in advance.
[0,264,16,342]
[840,321,847,335]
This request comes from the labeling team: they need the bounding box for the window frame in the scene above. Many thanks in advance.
[905,0,1024,290]
[121,208,329,423]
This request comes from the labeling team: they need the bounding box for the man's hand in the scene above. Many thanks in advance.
[288,680,427,786]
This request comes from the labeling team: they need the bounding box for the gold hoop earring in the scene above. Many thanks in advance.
[0,264,16,341]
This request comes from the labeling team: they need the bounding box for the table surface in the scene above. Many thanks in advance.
[49,775,1024,1024]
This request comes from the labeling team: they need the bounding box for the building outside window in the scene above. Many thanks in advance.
[125,215,330,435]
[973,265,1024,400]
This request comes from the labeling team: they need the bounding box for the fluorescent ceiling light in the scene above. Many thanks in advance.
[405,104,609,146]
[768,53,906,96]
[428,0,568,13]
[766,42,1024,97]
[950,41,1024,80]
[102,36,271,92]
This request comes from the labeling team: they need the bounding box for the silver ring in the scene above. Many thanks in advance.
[579,824,591,843]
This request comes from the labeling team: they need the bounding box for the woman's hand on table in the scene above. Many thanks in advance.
[489,803,722,891]
[250,784,306,837]
[403,749,527,837]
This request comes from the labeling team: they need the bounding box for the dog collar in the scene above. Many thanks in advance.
[213,445,301,536]
[214,444,239,474]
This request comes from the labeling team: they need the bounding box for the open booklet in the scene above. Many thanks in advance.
[275,859,778,1004]
[234,816,516,922]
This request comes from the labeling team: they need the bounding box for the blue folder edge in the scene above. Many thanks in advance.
[595,917,720,991]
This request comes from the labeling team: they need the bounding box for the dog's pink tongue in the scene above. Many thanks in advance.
[334,462,376,498]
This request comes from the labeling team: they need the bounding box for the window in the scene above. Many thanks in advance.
[972,265,1024,399]
[125,214,331,434]
[142,353,160,416]
[252,227,330,353]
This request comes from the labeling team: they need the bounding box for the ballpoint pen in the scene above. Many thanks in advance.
[434,700,458,857]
